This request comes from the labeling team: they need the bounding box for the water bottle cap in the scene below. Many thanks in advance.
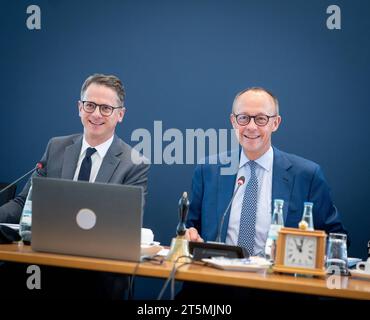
[274,199,284,206]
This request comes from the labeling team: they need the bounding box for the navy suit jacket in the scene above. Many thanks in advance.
[186,147,346,242]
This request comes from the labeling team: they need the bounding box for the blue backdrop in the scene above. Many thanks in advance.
[1,0,369,298]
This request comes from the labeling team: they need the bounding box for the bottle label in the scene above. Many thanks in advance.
[268,224,282,240]
[20,213,32,225]
[265,238,273,255]
[20,199,32,227]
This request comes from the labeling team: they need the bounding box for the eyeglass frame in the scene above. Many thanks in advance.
[80,100,124,117]
[232,113,278,127]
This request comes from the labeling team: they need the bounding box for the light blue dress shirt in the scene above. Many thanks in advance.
[226,146,274,255]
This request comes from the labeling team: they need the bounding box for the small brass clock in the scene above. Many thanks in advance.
[273,227,327,277]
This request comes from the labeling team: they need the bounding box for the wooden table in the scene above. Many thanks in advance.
[1,243,370,300]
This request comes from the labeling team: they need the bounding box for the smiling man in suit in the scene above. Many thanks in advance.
[0,73,148,223]
[185,87,347,256]
[178,87,347,300]
[0,73,149,299]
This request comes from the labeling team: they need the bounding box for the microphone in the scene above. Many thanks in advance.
[215,176,245,243]
[0,161,46,194]
[188,176,249,260]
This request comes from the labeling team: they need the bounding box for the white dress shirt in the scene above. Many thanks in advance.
[226,146,274,255]
[73,135,114,182]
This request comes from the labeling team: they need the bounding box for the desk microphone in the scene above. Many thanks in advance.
[0,161,46,194]
[215,176,245,243]
[188,176,248,261]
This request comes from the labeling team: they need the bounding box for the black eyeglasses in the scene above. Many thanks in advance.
[233,113,277,127]
[81,101,123,117]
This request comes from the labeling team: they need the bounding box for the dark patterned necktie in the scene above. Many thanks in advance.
[237,160,258,255]
[78,147,97,181]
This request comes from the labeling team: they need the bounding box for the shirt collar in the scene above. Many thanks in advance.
[81,135,114,158]
[239,146,274,172]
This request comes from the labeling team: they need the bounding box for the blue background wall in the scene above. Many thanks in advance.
[1,0,369,298]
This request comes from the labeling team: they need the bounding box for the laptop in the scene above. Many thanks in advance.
[31,177,143,262]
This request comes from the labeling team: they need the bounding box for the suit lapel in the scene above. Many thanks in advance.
[95,136,122,183]
[272,147,293,223]
[61,135,82,179]
[215,147,294,241]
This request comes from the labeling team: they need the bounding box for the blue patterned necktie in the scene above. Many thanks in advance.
[78,147,97,181]
[237,160,258,255]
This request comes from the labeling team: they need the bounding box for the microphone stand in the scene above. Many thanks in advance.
[0,168,37,194]
[214,181,244,243]
[189,177,249,260]
[0,162,45,194]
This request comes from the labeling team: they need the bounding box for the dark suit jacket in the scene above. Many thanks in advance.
[0,134,150,223]
[186,147,346,242]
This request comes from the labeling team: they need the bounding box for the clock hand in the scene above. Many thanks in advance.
[294,239,302,253]
[298,239,304,252]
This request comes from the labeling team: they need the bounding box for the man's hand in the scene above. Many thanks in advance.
[185,227,204,242]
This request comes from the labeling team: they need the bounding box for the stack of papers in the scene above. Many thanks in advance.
[140,227,164,256]
[0,223,20,231]
[141,241,163,256]
[202,256,271,272]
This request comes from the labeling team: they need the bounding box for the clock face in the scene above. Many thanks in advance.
[284,235,317,269]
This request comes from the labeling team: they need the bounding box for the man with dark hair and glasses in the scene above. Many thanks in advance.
[0,74,149,299]
[185,87,347,253]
